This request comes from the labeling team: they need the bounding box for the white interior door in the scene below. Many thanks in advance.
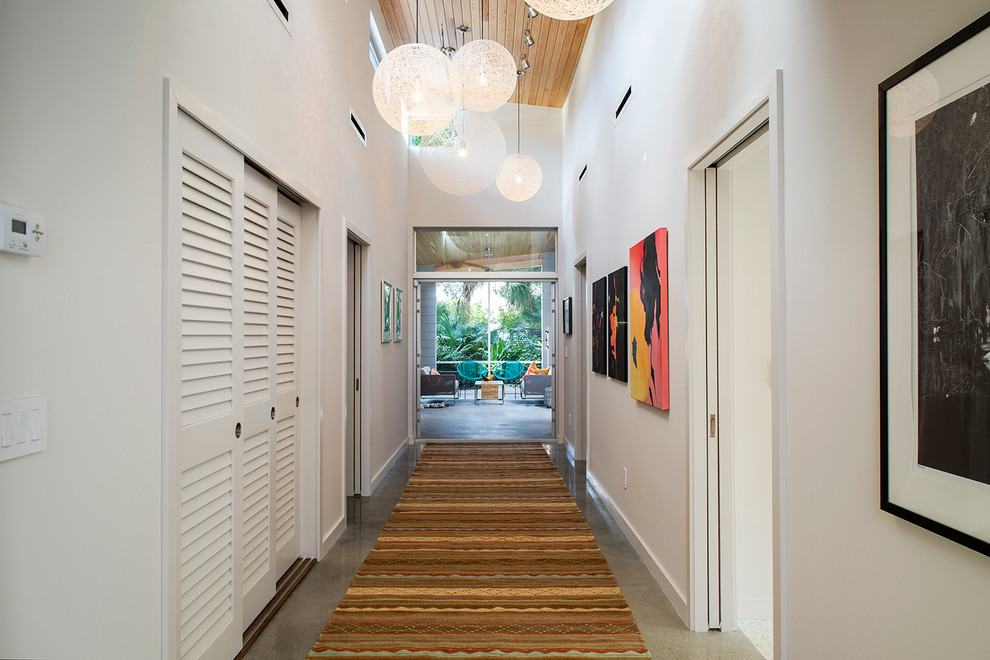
[273,194,301,578]
[169,112,303,659]
[239,166,278,629]
[705,166,722,631]
[345,240,363,495]
[173,112,245,660]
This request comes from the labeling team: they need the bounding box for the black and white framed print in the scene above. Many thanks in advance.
[394,287,403,343]
[880,10,990,556]
[382,281,392,343]
[563,297,572,335]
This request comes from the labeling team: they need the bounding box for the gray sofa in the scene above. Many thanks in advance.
[421,372,459,400]
[520,373,551,404]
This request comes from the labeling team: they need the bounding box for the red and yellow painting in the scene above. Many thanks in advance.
[629,228,669,410]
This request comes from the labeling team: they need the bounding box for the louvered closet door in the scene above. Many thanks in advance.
[239,166,279,629]
[273,194,301,578]
[174,112,245,660]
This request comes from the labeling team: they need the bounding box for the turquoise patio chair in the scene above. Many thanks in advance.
[456,361,489,395]
[494,361,527,398]
[494,361,526,383]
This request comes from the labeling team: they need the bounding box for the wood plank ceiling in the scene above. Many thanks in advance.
[376,0,593,108]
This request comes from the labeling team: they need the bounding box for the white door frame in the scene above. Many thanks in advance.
[412,271,561,444]
[161,79,324,659]
[685,70,786,657]
[344,222,373,498]
[573,253,589,462]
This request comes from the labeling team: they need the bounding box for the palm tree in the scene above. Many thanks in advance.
[440,281,481,319]
[498,281,542,328]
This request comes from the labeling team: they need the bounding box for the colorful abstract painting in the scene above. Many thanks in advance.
[629,228,670,410]
[592,277,607,375]
[608,267,628,382]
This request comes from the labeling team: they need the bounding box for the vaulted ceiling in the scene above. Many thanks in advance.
[376,0,593,108]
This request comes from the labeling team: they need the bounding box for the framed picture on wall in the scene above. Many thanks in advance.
[630,228,670,410]
[607,267,628,382]
[382,281,392,343]
[592,277,607,375]
[562,297,572,335]
[880,9,990,557]
[394,287,403,343]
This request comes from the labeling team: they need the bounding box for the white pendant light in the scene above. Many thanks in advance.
[372,0,461,136]
[497,84,542,202]
[453,39,518,113]
[497,153,543,202]
[420,109,507,196]
[373,44,462,136]
[524,0,616,21]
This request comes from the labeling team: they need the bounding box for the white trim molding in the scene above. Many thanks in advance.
[586,469,689,624]
[685,69,786,656]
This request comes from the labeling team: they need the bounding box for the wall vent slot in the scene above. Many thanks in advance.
[350,111,367,147]
[578,164,589,183]
[266,0,291,33]
[615,85,633,121]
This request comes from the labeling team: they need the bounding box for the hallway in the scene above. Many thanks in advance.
[244,443,764,659]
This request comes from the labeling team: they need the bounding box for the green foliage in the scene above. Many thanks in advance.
[435,281,543,366]
[436,300,486,362]
[497,282,542,328]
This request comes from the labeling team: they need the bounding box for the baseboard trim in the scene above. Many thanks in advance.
[320,515,346,559]
[586,468,690,626]
[370,440,409,494]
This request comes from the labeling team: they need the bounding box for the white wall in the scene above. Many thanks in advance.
[407,102,563,230]
[561,0,990,656]
[0,1,408,657]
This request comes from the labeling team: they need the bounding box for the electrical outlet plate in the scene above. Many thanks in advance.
[0,397,47,462]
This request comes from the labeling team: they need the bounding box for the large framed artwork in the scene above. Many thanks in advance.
[394,287,403,343]
[592,277,607,375]
[382,281,392,343]
[881,10,990,556]
[607,267,628,382]
[630,228,670,410]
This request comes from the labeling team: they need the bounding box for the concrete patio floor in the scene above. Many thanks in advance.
[418,388,553,439]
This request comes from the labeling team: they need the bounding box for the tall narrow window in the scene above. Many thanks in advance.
[370,11,386,69]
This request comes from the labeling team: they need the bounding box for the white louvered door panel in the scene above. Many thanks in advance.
[239,167,279,628]
[274,195,301,578]
[173,112,244,660]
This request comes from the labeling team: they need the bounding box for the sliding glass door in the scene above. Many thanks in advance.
[413,228,558,441]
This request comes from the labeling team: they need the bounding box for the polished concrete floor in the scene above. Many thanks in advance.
[244,443,765,659]
[419,392,553,440]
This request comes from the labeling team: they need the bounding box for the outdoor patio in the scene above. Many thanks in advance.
[418,388,553,440]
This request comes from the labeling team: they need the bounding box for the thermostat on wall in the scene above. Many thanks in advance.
[0,203,45,257]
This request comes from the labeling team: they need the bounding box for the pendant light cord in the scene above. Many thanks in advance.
[516,82,522,155]
[416,0,420,43]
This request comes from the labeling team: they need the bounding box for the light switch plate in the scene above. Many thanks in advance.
[0,396,47,462]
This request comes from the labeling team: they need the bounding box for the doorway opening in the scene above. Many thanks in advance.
[705,122,774,658]
[572,257,588,462]
[346,237,364,495]
[415,278,556,441]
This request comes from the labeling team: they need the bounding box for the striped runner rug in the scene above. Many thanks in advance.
[307,443,651,659]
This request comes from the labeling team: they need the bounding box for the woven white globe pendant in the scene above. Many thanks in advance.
[497,153,543,202]
[524,0,616,21]
[420,109,506,196]
[373,43,462,136]
[453,39,518,112]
